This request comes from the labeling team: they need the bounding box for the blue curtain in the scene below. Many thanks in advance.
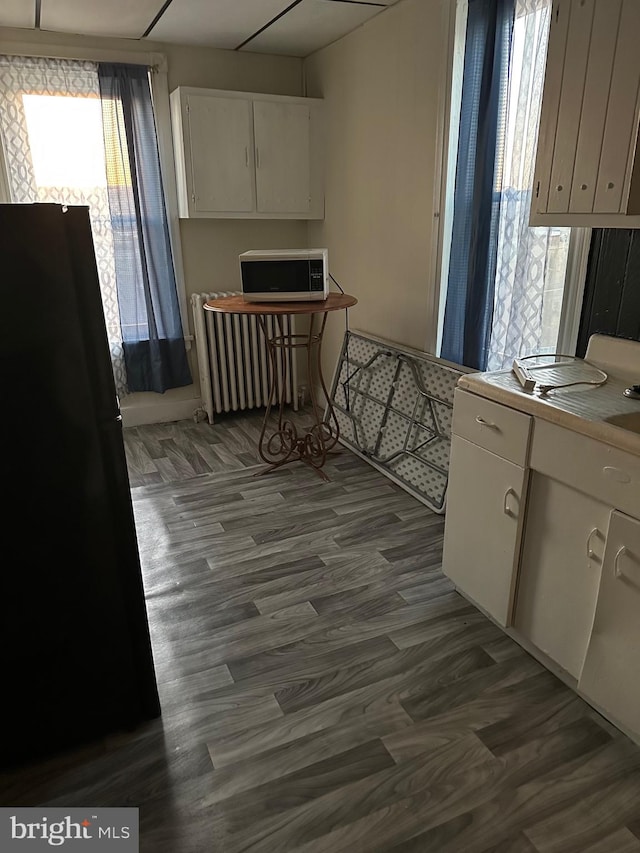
[98,63,192,393]
[440,0,515,370]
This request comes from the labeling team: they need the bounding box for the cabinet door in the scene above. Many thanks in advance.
[442,435,527,628]
[532,0,640,224]
[569,0,621,213]
[546,0,594,215]
[253,100,311,214]
[187,94,255,213]
[514,474,609,679]
[579,510,640,738]
[533,0,570,215]
[593,0,640,213]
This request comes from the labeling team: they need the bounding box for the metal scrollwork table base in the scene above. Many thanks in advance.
[204,293,357,481]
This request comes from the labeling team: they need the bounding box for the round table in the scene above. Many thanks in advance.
[204,292,357,481]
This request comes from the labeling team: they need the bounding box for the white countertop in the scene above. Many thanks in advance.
[458,353,640,458]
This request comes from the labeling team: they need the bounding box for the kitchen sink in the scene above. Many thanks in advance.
[604,412,640,434]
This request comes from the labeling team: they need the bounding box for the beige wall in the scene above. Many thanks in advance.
[303,0,450,390]
[0,26,308,423]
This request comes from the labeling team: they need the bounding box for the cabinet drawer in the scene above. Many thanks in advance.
[452,389,532,465]
[530,419,640,517]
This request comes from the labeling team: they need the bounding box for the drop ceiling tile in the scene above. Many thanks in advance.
[242,0,383,57]
[148,0,290,49]
[0,0,36,29]
[40,0,164,39]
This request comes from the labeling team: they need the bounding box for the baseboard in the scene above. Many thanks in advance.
[120,388,203,427]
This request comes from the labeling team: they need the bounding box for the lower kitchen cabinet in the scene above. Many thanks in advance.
[579,510,640,737]
[442,434,528,628]
[513,473,610,680]
[443,361,640,743]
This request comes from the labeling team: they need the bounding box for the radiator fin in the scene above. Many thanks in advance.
[192,292,298,424]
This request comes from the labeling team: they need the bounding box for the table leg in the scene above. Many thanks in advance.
[254,311,341,481]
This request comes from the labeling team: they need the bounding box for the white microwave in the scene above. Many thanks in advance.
[238,248,329,302]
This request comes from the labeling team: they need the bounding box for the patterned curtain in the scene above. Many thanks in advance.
[0,55,127,397]
[486,0,571,369]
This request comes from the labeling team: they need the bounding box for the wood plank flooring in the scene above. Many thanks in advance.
[122,407,319,487]
[4,407,640,852]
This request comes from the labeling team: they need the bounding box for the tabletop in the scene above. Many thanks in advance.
[203,292,357,315]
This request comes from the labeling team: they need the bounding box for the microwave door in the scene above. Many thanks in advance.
[240,259,327,301]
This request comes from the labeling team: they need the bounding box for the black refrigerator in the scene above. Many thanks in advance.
[0,203,161,769]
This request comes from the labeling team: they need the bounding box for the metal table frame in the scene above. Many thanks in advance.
[204,293,357,481]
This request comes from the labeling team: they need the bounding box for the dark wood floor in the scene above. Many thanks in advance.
[4,406,640,852]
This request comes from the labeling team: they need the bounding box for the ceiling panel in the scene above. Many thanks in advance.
[0,0,36,29]
[148,0,290,49]
[242,0,382,57]
[40,0,164,39]
[3,0,402,56]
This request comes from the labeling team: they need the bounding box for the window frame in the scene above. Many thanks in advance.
[432,0,591,362]
[433,0,468,358]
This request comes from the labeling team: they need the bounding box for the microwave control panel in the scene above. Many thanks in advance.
[310,260,325,291]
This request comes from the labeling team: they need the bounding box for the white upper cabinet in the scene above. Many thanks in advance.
[253,99,311,214]
[170,87,324,220]
[186,93,255,214]
[531,0,640,226]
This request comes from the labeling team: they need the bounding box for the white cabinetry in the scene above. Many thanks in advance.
[443,379,640,741]
[170,87,324,220]
[579,510,640,738]
[531,0,640,227]
[514,474,609,679]
[515,416,640,681]
[442,390,531,627]
[253,99,313,214]
[182,93,254,214]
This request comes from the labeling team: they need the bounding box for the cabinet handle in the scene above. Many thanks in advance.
[503,487,517,518]
[587,527,599,559]
[602,466,631,484]
[614,545,628,580]
[475,416,499,430]
[245,146,249,167]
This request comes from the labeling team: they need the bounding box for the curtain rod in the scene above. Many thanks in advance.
[0,41,167,72]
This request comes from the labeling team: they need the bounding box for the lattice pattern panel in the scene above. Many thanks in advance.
[328,331,467,513]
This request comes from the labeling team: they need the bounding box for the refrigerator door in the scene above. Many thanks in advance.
[0,204,160,768]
